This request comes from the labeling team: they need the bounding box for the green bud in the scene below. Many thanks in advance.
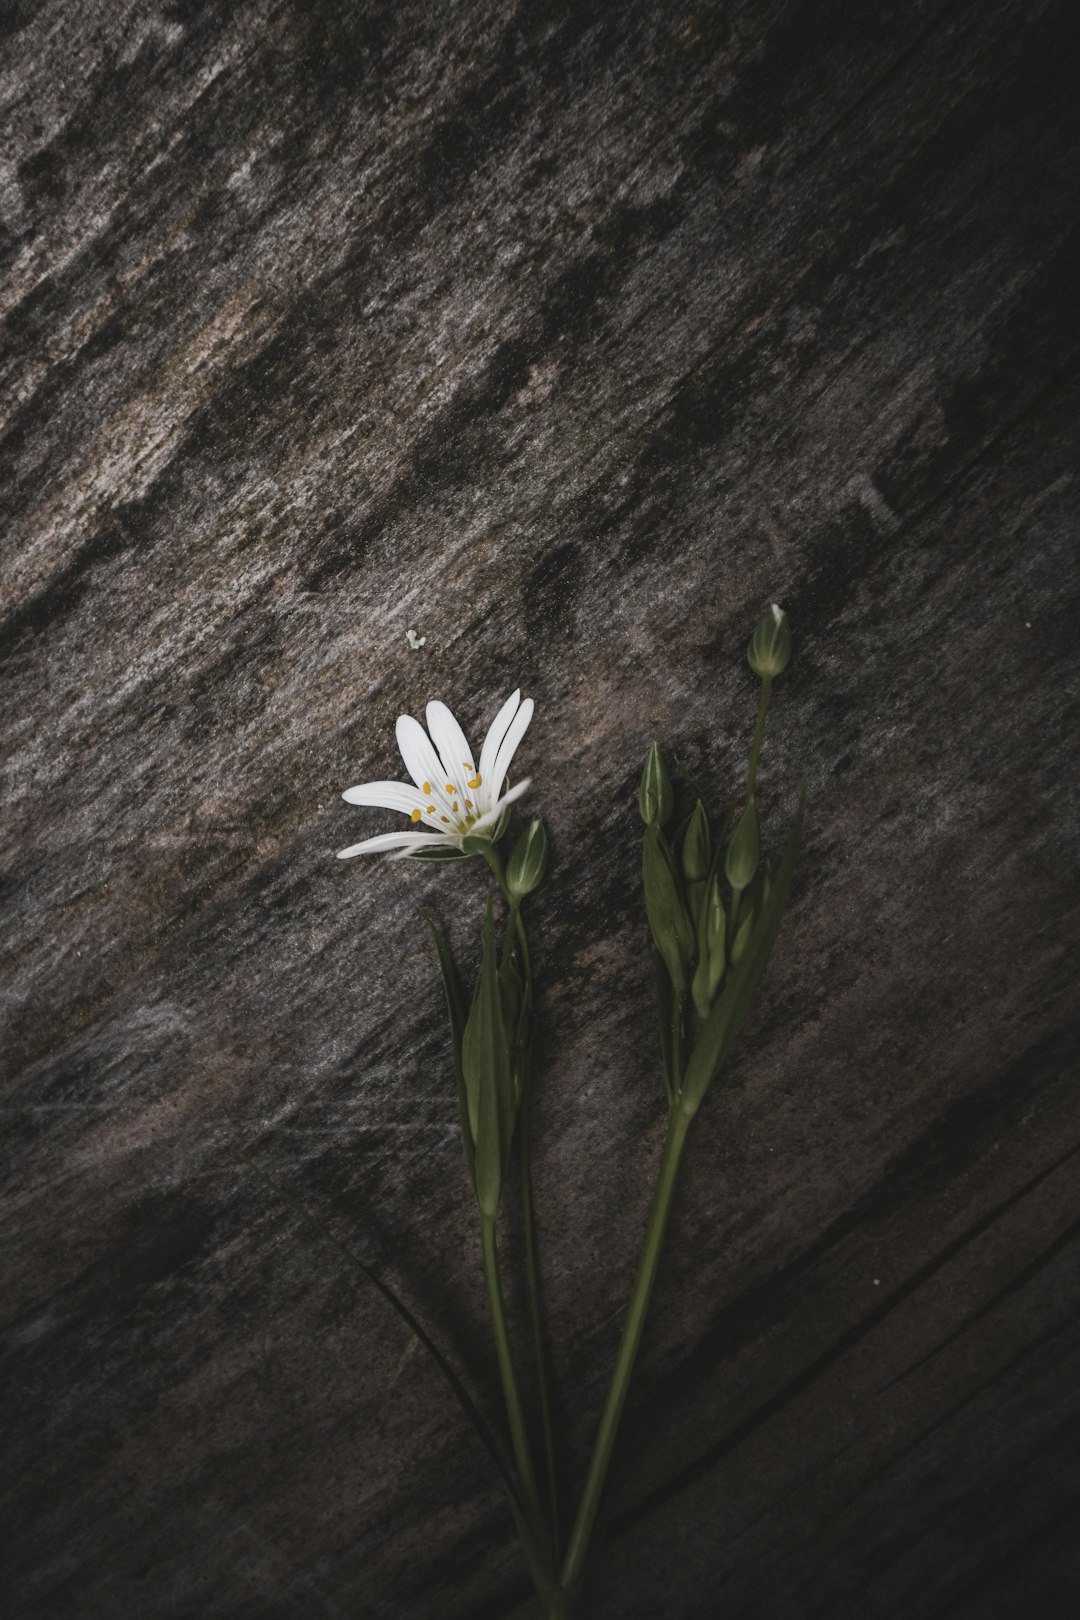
[643,824,695,995]
[681,801,711,884]
[725,798,760,892]
[639,742,674,828]
[747,603,791,679]
[505,816,549,898]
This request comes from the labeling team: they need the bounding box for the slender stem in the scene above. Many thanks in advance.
[561,1105,694,1591]
[745,675,773,805]
[501,898,521,972]
[480,1215,547,1553]
[509,900,558,1551]
[670,991,685,1102]
[519,1097,560,1551]
[483,845,558,1561]
[513,903,533,981]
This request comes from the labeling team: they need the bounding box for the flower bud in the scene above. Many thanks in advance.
[639,742,674,828]
[506,817,549,898]
[725,798,760,892]
[681,801,711,884]
[747,603,791,679]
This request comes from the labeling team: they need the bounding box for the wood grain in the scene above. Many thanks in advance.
[3,1,1079,1615]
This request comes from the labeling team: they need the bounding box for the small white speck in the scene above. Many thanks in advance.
[406,628,426,650]
[873,1278,880,1286]
[1025,621,1032,629]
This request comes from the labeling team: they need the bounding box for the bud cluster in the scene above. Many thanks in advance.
[639,749,769,1023]
[639,604,801,1114]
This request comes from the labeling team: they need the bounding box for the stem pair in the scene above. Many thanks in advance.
[482,851,561,1586]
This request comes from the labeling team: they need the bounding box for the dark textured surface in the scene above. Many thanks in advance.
[3,1,1079,1616]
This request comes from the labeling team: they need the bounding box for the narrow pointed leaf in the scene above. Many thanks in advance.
[643,824,694,994]
[681,783,805,1116]
[420,910,474,1184]
[240,1154,523,1516]
[463,895,514,1216]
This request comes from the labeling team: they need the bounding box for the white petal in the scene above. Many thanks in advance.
[470,776,531,833]
[477,690,521,808]
[337,831,448,858]
[396,714,451,801]
[342,780,421,813]
[425,700,475,797]
[489,697,534,803]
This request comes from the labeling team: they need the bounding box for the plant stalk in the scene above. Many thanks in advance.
[561,1103,694,1590]
[745,674,772,805]
[480,1214,548,1559]
[519,1096,560,1550]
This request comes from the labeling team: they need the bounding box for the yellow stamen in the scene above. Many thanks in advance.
[445,783,456,794]
[467,773,482,789]
[422,781,431,794]
[410,808,421,823]
[465,799,474,810]
[440,815,449,824]
[426,804,436,814]
[452,802,459,814]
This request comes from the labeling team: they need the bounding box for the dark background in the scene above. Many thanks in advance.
[2,2,1079,1616]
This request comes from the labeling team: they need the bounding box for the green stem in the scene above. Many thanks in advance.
[505,895,558,1550]
[671,991,685,1101]
[520,1095,560,1551]
[483,846,558,1560]
[480,1215,547,1555]
[745,675,773,805]
[561,1104,694,1591]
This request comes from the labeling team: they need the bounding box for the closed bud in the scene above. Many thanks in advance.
[681,801,711,883]
[506,816,549,898]
[639,742,674,828]
[725,798,760,892]
[748,603,791,679]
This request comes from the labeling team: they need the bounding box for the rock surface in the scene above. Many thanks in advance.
[3,1,1079,1616]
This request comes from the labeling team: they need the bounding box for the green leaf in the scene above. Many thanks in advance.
[643,824,695,995]
[240,1154,524,1520]
[681,782,805,1117]
[420,910,474,1186]
[462,895,515,1217]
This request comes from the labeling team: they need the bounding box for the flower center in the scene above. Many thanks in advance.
[411,764,483,830]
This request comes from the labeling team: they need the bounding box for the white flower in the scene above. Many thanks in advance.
[337,689,534,860]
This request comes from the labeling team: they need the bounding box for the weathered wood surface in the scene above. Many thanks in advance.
[3,0,1079,1615]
